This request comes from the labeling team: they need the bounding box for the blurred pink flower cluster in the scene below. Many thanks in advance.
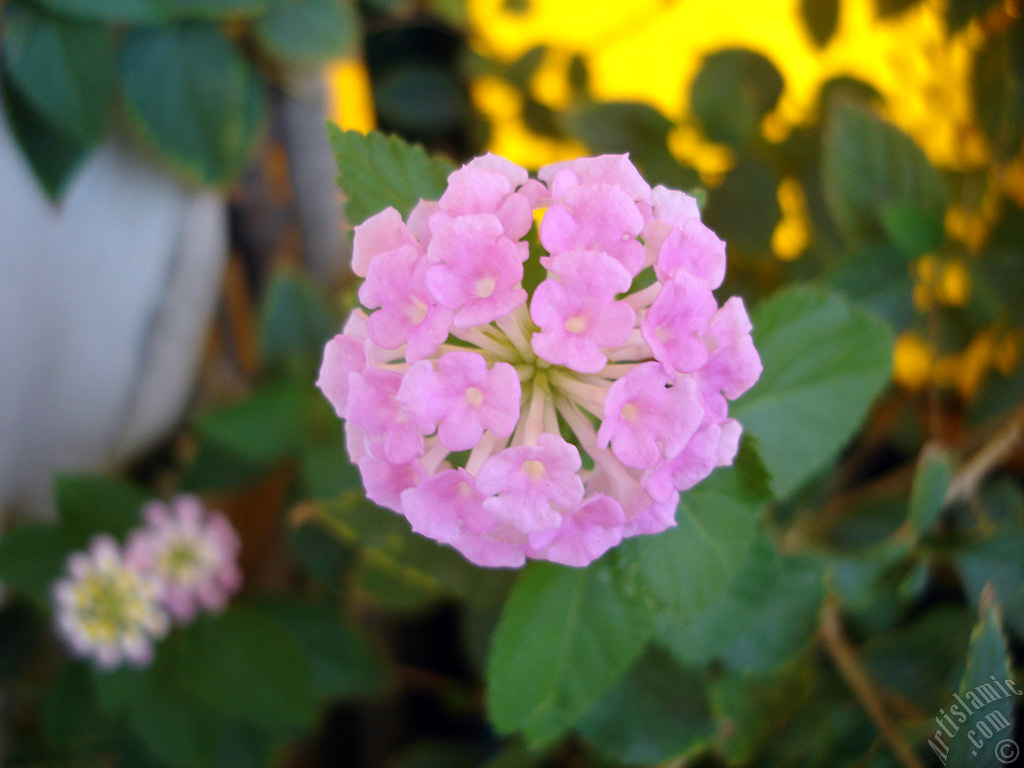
[53,495,242,670]
[318,154,761,568]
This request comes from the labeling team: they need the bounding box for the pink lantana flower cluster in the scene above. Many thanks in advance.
[53,495,242,670]
[318,154,762,568]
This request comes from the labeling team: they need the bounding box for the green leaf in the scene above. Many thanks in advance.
[29,0,168,23]
[613,446,768,630]
[259,268,337,369]
[176,603,319,731]
[659,533,824,672]
[972,32,1024,161]
[732,284,893,499]
[315,495,516,609]
[54,474,148,543]
[943,602,1017,768]
[0,477,144,601]
[1,1,116,145]
[710,662,814,764]
[703,159,782,253]
[254,0,359,64]
[908,445,952,534]
[486,559,656,747]
[194,380,309,468]
[879,201,945,260]
[690,49,784,148]
[829,540,913,634]
[259,600,389,700]
[1,76,88,200]
[822,100,946,248]
[0,524,76,601]
[374,65,472,138]
[576,647,715,765]
[801,0,839,48]
[861,606,973,713]
[954,530,1024,620]
[328,126,455,224]
[127,682,210,768]
[47,663,109,753]
[827,243,916,333]
[91,646,215,768]
[119,23,266,186]
[299,421,362,500]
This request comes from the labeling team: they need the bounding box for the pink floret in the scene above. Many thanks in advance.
[425,213,528,328]
[398,351,521,451]
[530,251,636,373]
[477,433,585,534]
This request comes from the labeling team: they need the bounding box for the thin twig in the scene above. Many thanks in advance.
[820,597,927,768]
[944,401,1024,505]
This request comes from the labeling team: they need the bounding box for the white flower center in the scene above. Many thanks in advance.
[474,276,497,299]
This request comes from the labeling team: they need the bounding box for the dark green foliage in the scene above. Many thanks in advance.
[690,49,784,149]
[801,0,840,48]
[328,126,456,222]
[0,0,358,196]
[119,24,267,186]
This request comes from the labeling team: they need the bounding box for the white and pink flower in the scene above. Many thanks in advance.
[127,495,242,623]
[53,535,169,670]
[318,153,762,568]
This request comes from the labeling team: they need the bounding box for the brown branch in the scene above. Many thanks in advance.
[820,597,927,768]
[944,401,1024,506]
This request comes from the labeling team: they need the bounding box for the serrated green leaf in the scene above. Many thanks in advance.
[613,452,767,633]
[328,126,455,224]
[732,284,894,499]
[823,101,946,248]
[659,533,824,672]
[1,76,88,200]
[908,445,952,534]
[255,0,359,64]
[486,559,656,747]
[119,23,266,186]
[943,603,1017,768]
[1,1,117,145]
[576,646,714,765]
